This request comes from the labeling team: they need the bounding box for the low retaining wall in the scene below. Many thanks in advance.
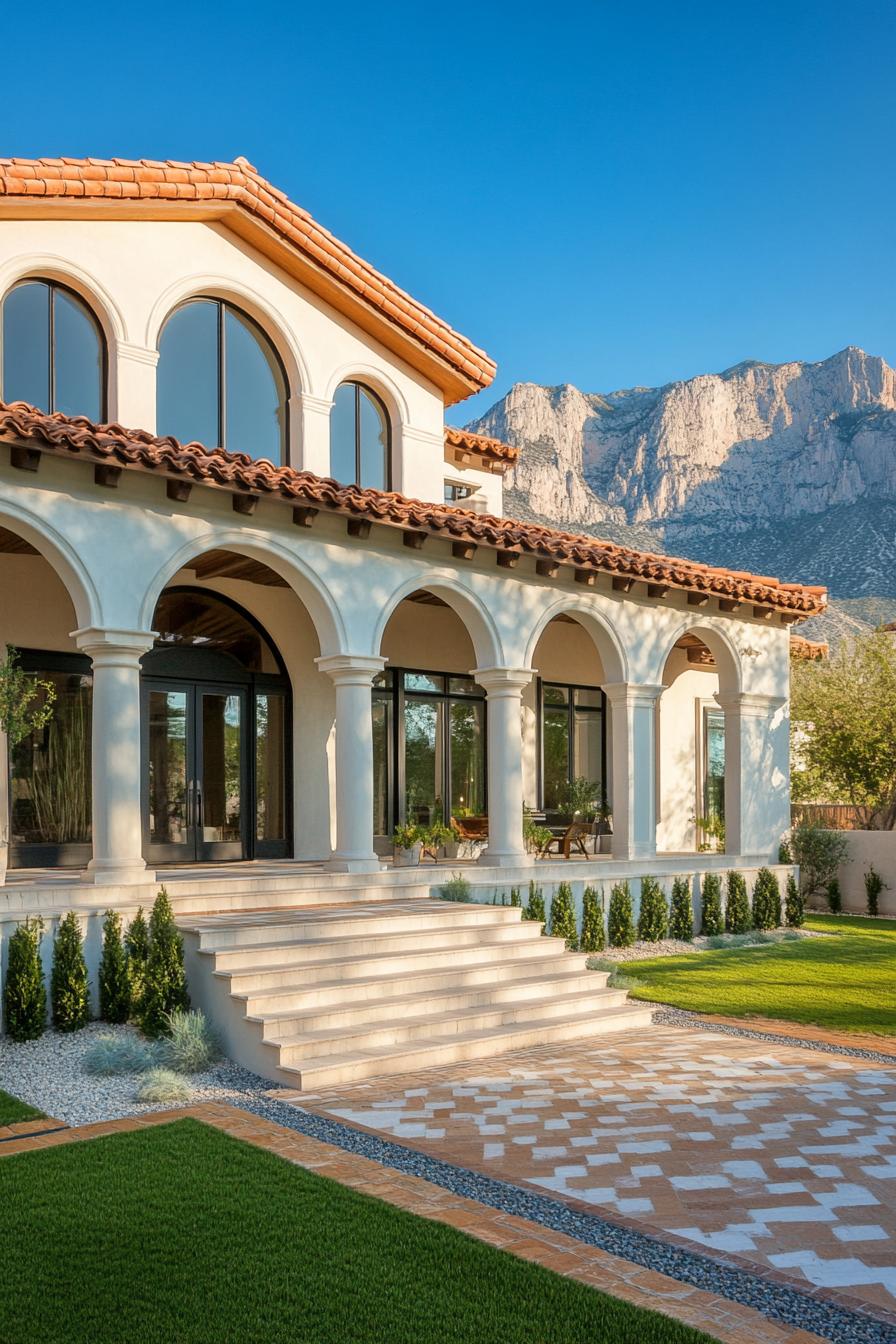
[835,831,896,916]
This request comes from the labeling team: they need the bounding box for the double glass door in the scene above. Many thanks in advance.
[145,681,247,864]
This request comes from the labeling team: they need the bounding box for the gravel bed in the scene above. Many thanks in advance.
[653,1007,896,1065]
[598,928,821,962]
[1,1023,892,1343]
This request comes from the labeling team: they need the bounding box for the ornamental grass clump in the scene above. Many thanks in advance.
[3,917,45,1042]
[548,882,578,949]
[668,877,694,941]
[608,881,635,948]
[699,873,723,936]
[784,873,804,927]
[725,872,752,934]
[751,868,782,931]
[826,878,843,913]
[137,1067,192,1104]
[51,912,90,1033]
[159,1009,221,1074]
[865,866,886,917]
[99,909,130,1024]
[125,907,150,1022]
[637,876,668,943]
[580,886,604,953]
[83,1032,156,1076]
[524,881,546,928]
[139,888,189,1038]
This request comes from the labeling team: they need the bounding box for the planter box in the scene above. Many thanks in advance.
[393,843,423,868]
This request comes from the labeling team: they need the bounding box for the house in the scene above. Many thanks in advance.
[0,157,826,1078]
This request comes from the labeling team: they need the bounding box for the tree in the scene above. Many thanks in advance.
[699,873,724,936]
[669,877,694,941]
[865,866,886,917]
[784,874,804,927]
[139,888,189,1038]
[791,629,896,828]
[791,821,848,902]
[725,872,752,934]
[608,882,635,948]
[3,917,45,1041]
[524,881,546,928]
[51,911,90,1032]
[125,908,150,1020]
[549,882,578,949]
[99,909,130,1023]
[580,886,605,952]
[752,869,782,930]
[637,877,668,942]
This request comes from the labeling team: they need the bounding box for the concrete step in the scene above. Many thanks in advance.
[287,1004,655,1090]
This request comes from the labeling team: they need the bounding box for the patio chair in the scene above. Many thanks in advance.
[539,819,592,860]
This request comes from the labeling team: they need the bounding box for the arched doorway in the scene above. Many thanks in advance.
[142,588,291,864]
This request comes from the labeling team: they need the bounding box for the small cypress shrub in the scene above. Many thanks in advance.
[751,868,782,931]
[608,881,635,948]
[125,907,150,1021]
[510,886,522,908]
[699,873,724,936]
[784,873,804,927]
[826,878,842,914]
[139,888,189,1038]
[637,876,668,942]
[51,912,90,1032]
[778,839,793,864]
[725,872,752,934]
[3,917,46,1042]
[865,866,885,917]
[549,882,578,949]
[99,909,130,1024]
[524,880,546,928]
[580,886,605,953]
[669,877,694,941]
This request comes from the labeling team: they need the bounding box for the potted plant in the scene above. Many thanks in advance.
[440,822,463,861]
[595,792,613,854]
[0,647,56,886]
[425,821,455,860]
[392,822,423,867]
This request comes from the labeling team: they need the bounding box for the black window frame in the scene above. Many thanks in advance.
[157,297,289,462]
[1,277,107,419]
[536,677,607,813]
[331,380,392,490]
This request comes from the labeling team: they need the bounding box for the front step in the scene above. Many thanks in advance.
[181,897,652,1089]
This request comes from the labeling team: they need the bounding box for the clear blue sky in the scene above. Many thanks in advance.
[4,0,894,419]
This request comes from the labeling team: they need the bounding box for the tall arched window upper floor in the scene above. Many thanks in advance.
[330,381,391,491]
[157,298,288,464]
[0,278,106,420]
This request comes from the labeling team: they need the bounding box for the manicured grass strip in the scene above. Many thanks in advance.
[623,916,896,1035]
[0,1118,714,1344]
[0,1087,44,1127]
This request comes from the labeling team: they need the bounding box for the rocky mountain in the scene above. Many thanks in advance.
[466,347,896,642]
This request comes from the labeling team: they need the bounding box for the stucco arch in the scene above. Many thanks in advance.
[0,254,127,352]
[523,597,628,684]
[323,362,411,429]
[373,571,503,670]
[0,498,100,629]
[139,530,346,657]
[145,275,309,397]
[654,618,742,693]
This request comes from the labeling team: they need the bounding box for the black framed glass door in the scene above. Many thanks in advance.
[145,680,247,864]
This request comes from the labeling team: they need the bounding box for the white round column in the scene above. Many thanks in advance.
[474,667,533,868]
[73,627,157,886]
[603,682,664,861]
[316,654,386,873]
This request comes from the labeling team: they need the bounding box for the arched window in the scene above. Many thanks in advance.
[1,279,105,420]
[157,299,287,463]
[330,381,391,490]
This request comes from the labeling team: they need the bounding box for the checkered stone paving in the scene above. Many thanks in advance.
[299,1026,896,1326]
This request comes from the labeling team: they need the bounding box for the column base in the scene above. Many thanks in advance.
[324,855,385,874]
[477,848,534,869]
[87,858,152,887]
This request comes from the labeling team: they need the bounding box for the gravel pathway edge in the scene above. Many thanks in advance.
[651,1007,896,1065]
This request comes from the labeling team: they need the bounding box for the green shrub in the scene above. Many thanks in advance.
[865,866,886,917]
[524,881,546,928]
[3,917,46,1042]
[580,886,604,952]
[439,873,472,902]
[699,873,724,936]
[99,909,130,1024]
[668,877,694,941]
[137,1067,192,1104]
[138,888,189,1038]
[608,881,635,948]
[826,877,842,913]
[751,868,782,931]
[83,1032,157,1075]
[725,872,752,934]
[778,839,793,864]
[586,956,636,989]
[159,1009,221,1074]
[636,877,668,942]
[51,912,90,1033]
[548,882,577,949]
[791,821,848,901]
[510,886,522,908]
[784,873,804,927]
[125,908,150,1021]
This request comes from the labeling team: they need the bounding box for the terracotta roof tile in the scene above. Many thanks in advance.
[0,157,495,398]
[0,400,826,617]
[444,425,520,470]
[790,635,829,659]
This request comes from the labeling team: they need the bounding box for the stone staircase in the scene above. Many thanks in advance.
[180,897,653,1090]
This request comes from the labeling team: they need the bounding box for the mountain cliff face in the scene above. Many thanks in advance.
[467,348,896,636]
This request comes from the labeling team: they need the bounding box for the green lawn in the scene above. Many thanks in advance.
[623,914,896,1036]
[0,1117,713,1344]
[0,1087,44,1126]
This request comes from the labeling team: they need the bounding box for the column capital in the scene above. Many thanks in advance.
[714,691,787,715]
[117,340,160,368]
[602,681,665,707]
[298,392,335,416]
[72,627,157,666]
[472,666,533,695]
[315,653,386,687]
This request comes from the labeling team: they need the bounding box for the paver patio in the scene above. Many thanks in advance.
[297,1025,896,1326]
